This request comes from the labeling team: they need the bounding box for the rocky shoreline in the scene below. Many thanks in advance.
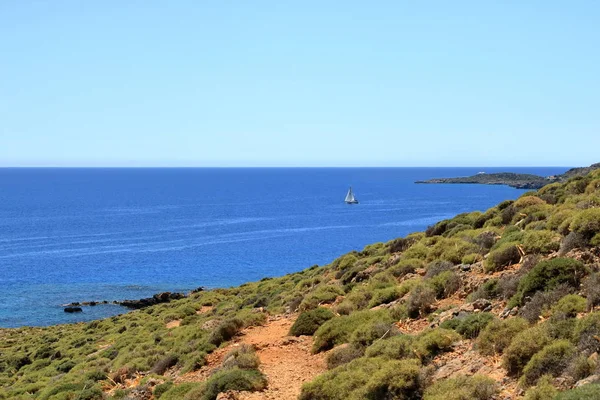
[63,287,205,313]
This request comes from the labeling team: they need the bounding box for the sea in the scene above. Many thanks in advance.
[0,167,568,328]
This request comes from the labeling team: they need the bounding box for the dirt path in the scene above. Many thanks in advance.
[177,314,326,400]
[237,316,326,400]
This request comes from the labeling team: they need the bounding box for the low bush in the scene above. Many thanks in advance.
[485,244,521,272]
[154,381,174,399]
[289,307,335,336]
[423,374,497,400]
[550,294,586,320]
[326,344,364,369]
[519,284,573,323]
[151,354,179,375]
[414,328,461,360]
[312,310,393,353]
[428,271,460,299]
[407,284,436,318]
[350,321,397,348]
[299,358,423,400]
[512,258,587,306]
[364,334,415,360]
[559,232,587,255]
[194,368,267,400]
[570,208,600,239]
[584,273,600,311]
[389,258,423,278]
[522,230,560,254]
[208,318,244,346]
[469,279,499,301]
[574,312,600,354]
[300,285,344,310]
[523,375,557,400]
[461,253,481,264]
[555,384,600,399]
[368,287,401,308]
[521,340,576,386]
[450,313,496,339]
[425,260,454,278]
[477,317,528,355]
[220,344,260,371]
[503,326,551,376]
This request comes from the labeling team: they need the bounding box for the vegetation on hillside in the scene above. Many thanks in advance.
[2,168,600,399]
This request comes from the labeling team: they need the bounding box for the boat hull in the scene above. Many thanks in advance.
[345,201,359,204]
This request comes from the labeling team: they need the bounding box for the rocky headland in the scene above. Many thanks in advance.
[416,162,600,189]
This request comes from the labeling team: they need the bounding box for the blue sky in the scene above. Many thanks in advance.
[1,1,598,167]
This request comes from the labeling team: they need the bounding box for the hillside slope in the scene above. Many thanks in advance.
[2,169,600,400]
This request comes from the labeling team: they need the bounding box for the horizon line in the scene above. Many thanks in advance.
[0,165,575,169]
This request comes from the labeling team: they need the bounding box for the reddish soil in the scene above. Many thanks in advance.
[178,314,326,400]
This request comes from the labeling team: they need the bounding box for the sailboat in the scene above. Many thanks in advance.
[345,186,359,204]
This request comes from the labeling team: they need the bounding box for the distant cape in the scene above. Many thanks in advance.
[415,162,600,189]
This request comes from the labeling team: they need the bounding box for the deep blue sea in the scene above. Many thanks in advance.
[0,167,568,328]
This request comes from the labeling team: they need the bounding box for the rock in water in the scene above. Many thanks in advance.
[64,307,83,313]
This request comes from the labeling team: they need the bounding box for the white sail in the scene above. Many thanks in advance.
[345,187,357,203]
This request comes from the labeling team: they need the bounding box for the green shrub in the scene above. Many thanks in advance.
[193,368,267,400]
[407,283,436,318]
[468,279,499,301]
[290,307,335,336]
[389,258,423,277]
[523,375,557,400]
[300,285,344,310]
[512,258,587,306]
[521,340,576,386]
[555,384,600,399]
[477,317,529,355]
[523,230,560,254]
[151,353,179,375]
[368,287,401,307]
[485,243,521,272]
[365,334,415,360]
[350,321,397,348]
[574,312,600,353]
[428,271,460,299]
[503,325,551,376]
[312,310,393,353]
[154,381,174,399]
[336,254,358,271]
[423,374,497,400]
[550,294,586,319]
[514,196,546,209]
[326,345,364,369]
[414,328,461,360]
[462,253,481,264]
[570,208,600,239]
[220,344,260,371]
[208,318,244,346]
[299,358,423,400]
[450,313,496,339]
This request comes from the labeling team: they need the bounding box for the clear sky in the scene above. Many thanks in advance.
[1,1,598,167]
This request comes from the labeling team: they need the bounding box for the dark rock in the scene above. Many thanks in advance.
[460,264,471,272]
[191,286,206,294]
[89,301,97,306]
[64,307,82,313]
[118,292,186,309]
[472,299,492,310]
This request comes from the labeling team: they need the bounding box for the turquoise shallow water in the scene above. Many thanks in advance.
[0,167,567,327]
